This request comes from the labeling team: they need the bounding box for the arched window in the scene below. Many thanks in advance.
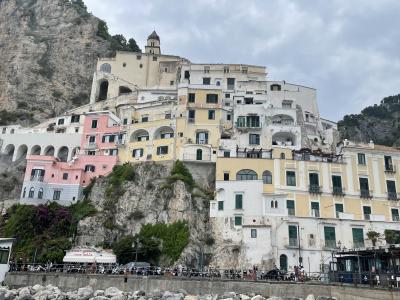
[262,170,272,184]
[28,187,35,198]
[100,63,111,73]
[275,200,278,208]
[280,153,285,159]
[38,188,43,199]
[98,80,109,101]
[270,200,274,208]
[84,165,96,172]
[196,149,203,161]
[270,84,281,91]
[280,254,288,271]
[236,169,257,180]
[22,187,26,198]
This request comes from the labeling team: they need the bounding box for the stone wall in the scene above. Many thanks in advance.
[5,273,399,300]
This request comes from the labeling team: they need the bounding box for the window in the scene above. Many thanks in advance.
[225,93,230,98]
[262,170,272,184]
[223,151,230,158]
[352,228,364,248]
[249,134,260,145]
[286,171,296,186]
[157,146,168,155]
[363,206,371,220]
[102,135,116,143]
[89,136,96,144]
[223,172,229,181]
[235,194,243,209]
[170,81,174,86]
[196,149,203,161]
[324,226,336,249]
[332,175,343,194]
[132,148,144,158]
[270,84,281,91]
[123,118,128,125]
[75,127,79,133]
[139,64,143,68]
[141,115,149,122]
[358,153,366,165]
[188,110,195,122]
[123,62,126,67]
[38,188,43,199]
[58,118,64,125]
[22,187,26,198]
[384,155,394,171]
[136,55,141,60]
[0,249,10,264]
[288,225,298,246]
[227,114,231,121]
[84,165,95,172]
[236,169,257,180]
[246,115,260,128]
[62,173,68,180]
[387,180,397,200]
[234,216,242,226]
[309,173,320,193]
[91,120,98,128]
[392,208,399,221]
[87,150,96,156]
[227,78,235,89]
[208,110,215,120]
[224,66,230,73]
[218,201,224,211]
[206,94,218,104]
[160,132,174,139]
[53,190,61,201]
[359,177,370,198]
[28,187,34,198]
[137,135,149,142]
[242,66,248,74]
[196,132,209,144]
[188,93,195,103]
[236,116,246,128]
[71,115,80,123]
[153,56,157,61]
[203,77,211,85]
[311,202,320,217]
[335,203,343,218]
[251,229,257,238]
[108,149,118,156]
[287,200,295,216]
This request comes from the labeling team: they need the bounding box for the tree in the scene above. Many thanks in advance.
[366,230,380,246]
[128,38,141,52]
[112,235,135,264]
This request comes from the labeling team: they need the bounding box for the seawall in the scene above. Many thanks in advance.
[5,272,400,300]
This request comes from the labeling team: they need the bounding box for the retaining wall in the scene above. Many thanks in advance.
[5,272,399,300]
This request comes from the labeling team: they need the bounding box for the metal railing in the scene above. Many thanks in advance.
[388,192,398,201]
[30,175,44,182]
[360,189,372,199]
[332,186,344,196]
[384,165,396,173]
[309,185,321,194]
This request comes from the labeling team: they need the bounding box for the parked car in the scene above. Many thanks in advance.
[262,268,286,280]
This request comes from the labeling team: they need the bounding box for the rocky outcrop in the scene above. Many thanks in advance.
[338,94,400,147]
[76,162,215,267]
[0,0,113,125]
[0,154,25,212]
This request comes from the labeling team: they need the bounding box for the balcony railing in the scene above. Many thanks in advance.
[188,118,195,123]
[311,209,320,218]
[87,142,97,149]
[385,164,396,173]
[309,185,321,194]
[332,186,345,196]
[30,175,44,182]
[289,238,298,247]
[287,208,295,216]
[360,189,372,199]
[353,242,365,249]
[388,192,398,201]
[325,240,337,249]
[364,214,370,220]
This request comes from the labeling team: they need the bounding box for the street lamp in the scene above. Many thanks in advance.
[337,240,342,250]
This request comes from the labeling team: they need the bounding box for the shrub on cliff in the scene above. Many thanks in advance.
[0,200,96,263]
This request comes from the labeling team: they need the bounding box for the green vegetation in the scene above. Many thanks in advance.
[103,164,136,230]
[0,201,96,263]
[96,20,141,53]
[168,160,194,190]
[0,110,34,126]
[384,229,400,244]
[338,94,400,146]
[366,230,380,246]
[112,221,189,265]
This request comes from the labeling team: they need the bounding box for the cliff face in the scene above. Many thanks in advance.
[338,94,400,146]
[77,162,216,267]
[0,0,111,125]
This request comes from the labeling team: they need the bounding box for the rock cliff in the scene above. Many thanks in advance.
[338,94,400,146]
[77,162,216,267]
[0,0,139,126]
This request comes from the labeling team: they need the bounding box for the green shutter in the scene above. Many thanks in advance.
[288,225,297,239]
[324,226,336,247]
[352,228,364,247]
[311,202,319,210]
[234,216,242,226]
[332,175,342,188]
[287,200,295,209]
[235,194,243,209]
[218,201,224,211]
[363,206,371,215]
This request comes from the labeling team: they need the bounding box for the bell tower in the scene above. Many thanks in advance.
[145,30,161,55]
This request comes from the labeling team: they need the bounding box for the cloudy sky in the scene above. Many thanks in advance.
[84,0,400,121]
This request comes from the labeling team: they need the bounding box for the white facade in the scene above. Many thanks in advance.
[0,238,14,283]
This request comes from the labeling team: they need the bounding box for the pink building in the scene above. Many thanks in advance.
[20,111,124,206]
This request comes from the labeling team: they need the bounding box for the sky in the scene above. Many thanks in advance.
[84,0,400,121]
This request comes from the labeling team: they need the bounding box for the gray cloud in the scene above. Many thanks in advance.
[85,0,400,121]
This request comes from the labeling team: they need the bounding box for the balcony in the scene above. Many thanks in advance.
[288,238,298,247]
[353,242,365,249]
[311,209,320,218]
[332,186,345,196]
[385,165,396,173]
[86,142,97,149]
[360,189,372,199]
[188,118,195,124]
[324,240,337,250]
[309,185,322,194]
[30,175,44,182]
[287,208,295,216]
[364,214,370,221]
[388,192,398,201]
[235,122,262,130]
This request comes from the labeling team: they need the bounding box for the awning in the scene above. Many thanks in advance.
[63,248,116,264]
